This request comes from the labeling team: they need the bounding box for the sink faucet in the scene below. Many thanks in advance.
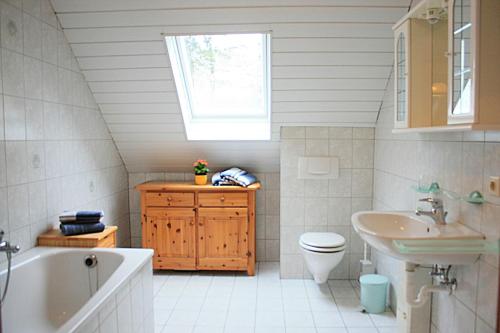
[415,198,448,225]
[0,230,20,254]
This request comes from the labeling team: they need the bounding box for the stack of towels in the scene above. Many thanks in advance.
[212,167,258,187]
[59,211,105,236]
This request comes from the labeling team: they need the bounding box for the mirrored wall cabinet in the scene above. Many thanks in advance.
[392,0,500,132]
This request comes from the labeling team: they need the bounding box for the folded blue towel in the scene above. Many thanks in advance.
[212,172,238,186]
[60,222,105,236]
[59,211,104,224]
[229,173,257,187]
[212,172,223,186]
[212,167,258,187]
[220,167,247,179]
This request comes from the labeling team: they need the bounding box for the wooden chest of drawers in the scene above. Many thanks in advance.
[135,182,260,275]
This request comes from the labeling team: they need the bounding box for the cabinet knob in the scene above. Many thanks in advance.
[220,196,225,202]
[167,197,172,201]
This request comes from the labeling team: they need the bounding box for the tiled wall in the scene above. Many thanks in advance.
[373,76,499,333]
[76,259,154,333]
[128,171,280,262]
[0,0,130,252]
[280,126,374,279]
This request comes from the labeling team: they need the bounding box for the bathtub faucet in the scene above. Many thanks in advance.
[0,229,19,304]
[0,230,20,254]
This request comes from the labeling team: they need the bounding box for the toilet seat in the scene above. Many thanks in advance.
[299,232,346,253]
[299,242,346,253]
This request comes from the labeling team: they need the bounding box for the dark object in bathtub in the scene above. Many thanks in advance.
[60,222,105,236]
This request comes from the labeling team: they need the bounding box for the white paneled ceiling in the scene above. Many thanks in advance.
[51,0,410,173]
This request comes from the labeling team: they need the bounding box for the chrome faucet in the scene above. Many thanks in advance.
[415,197,448,225]
[0,229,19,305]
[0,230,20,254]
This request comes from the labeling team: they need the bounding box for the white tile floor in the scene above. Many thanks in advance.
[153,262,397,333]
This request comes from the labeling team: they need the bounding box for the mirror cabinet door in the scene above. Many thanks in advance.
[451,0,472,117]
[396,31,407,126]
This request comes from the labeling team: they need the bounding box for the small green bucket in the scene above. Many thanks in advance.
[359,274,388,314]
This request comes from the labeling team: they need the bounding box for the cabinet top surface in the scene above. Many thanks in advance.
[135,181,261,192]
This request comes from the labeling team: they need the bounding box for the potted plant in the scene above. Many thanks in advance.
[193,159,209,185]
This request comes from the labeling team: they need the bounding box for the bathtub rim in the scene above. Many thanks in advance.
[0,246,153,333]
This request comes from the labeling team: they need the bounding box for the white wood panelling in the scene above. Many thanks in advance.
[272,66,391,79]
[272,101,381,112]
[103,114,182,124]
[88,80,175,93]
[78,55,169,70]
[273,53,392,66]
[72,41,166,57]
[273,90,385,102]
[94,92,178,104]
[272,38,393,53]
[99,103,180,114]
[57,8,405,28]
[272,112,378,123]
[52,0,413,12]
[272,78,388,90]
[63,23,396,44]
[83,68,173,82]
[52,0,410,172]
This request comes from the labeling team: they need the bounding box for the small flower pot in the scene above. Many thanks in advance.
[194,174,208,185]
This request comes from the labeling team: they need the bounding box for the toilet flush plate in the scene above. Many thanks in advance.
[298,156,339,179]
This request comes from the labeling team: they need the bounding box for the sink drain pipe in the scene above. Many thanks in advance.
[405,263,456,308]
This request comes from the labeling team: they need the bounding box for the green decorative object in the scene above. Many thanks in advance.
[412,182,441,194]
[465,191,485,204]
[428,182,441,193]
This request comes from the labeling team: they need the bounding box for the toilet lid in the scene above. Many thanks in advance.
[299,242,346,253]
[299,232,346,248]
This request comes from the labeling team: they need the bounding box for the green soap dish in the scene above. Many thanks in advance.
[465,191,485,204]
[412,182,441,194]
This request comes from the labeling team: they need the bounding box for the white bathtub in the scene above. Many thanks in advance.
[0,247,154,333]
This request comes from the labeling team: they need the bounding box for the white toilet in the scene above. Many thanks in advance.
[299,232,346,284]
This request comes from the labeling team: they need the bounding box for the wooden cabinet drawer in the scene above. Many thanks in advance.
[145,192,194,207]
[198,192,248,207]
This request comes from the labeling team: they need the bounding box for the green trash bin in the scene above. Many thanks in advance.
[359,274,388,314]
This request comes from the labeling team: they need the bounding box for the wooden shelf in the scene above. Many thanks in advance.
[38,226,117,248]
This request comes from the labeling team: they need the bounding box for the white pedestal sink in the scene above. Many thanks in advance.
[351,211,485,265]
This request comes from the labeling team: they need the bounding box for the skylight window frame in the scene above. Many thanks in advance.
[165,32,272,141]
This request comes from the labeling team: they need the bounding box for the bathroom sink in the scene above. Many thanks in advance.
[351,211,485,265]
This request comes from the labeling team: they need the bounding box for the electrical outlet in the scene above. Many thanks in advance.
[489,176,500,196]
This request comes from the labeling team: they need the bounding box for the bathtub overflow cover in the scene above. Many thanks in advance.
[84,254,98,268]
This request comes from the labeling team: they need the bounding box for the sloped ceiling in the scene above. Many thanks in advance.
[51,0,410,173]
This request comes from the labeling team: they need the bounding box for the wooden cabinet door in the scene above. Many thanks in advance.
[147,208,196,270]
[197,208,249,270]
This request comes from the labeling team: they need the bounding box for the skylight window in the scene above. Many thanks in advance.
[165,33,271,140]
